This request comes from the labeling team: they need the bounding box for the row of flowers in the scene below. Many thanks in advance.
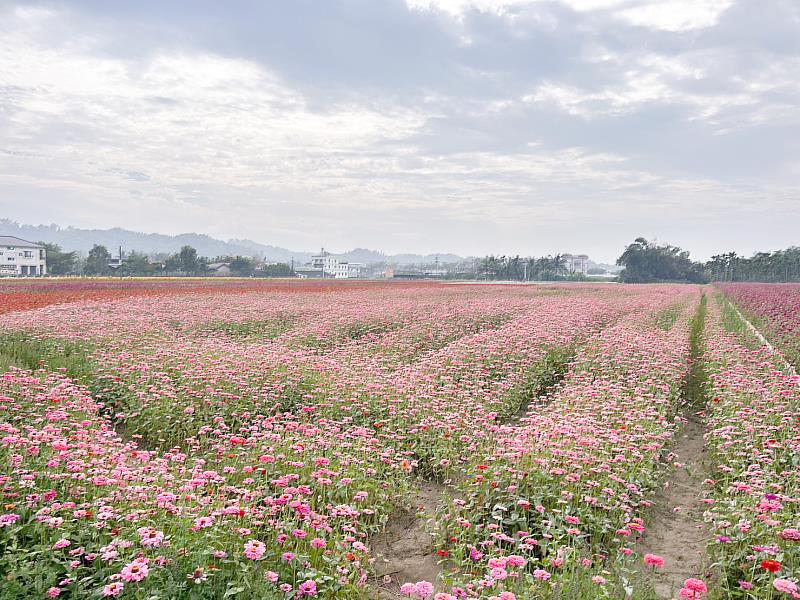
[701,296,799,598]
[716,283,800,368]
[420,291,700,598]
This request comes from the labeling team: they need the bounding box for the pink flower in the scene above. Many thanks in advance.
[414,581,435,598]
[0,514,20,527]
[533,569,551,581]
[684,579,708,593]
[779,528,800,542]
[506,555,525,568]
[644,554,665,568]
[265,571,279,584]
[53,539,71,549]
[102,583,124,597]
[773,579,798,595]
[297,579,318,596]
[244,539,266,561]
[282,551,296,562]
[679,578,708,598]
[592,576,607,585]
[310,537,326,549]
[192,516,214,531]
[120,558,149,582]
[137,527,165,547]
[47,588,61,598]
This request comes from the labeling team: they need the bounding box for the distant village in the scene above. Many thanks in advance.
[0,235,606,280]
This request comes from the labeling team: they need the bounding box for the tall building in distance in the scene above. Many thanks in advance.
[562,253,589,275]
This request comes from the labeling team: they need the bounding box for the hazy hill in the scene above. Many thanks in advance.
[0,220,465,265]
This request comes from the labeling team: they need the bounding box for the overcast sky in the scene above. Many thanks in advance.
[0,1,798,261]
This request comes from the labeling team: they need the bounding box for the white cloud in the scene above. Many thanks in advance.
[0,1,798,260]
[614,0,734,31]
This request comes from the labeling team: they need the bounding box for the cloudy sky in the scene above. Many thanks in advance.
[0,0,798,261]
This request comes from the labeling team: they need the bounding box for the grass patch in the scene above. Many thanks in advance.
[654,303,686,331]
[716,294,762,350]
[0,332,95,381]
[197,315,296,340]
[684,293,708,406]
[501,345,575,421]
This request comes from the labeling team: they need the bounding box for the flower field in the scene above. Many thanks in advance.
[716,283,800,368]
[0,280,797,599]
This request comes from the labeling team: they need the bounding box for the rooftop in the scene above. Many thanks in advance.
[0,236,43,248]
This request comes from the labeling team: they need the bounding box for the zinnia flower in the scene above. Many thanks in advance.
[244,539,266,561]
[773,579,798,595]
[761,559,781,573]
[102,583,124,597]
[644,554,665,568]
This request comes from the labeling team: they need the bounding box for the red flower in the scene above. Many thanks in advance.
[437,549,449,557]
[761,559,781,573]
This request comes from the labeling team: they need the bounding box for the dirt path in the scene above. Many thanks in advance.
[639,409,710,597]
[639,295,711,598]
[370,481,452,599]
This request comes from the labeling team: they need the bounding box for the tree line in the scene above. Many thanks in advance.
[475,238,800,283]
[616,238,800,283]
[40,243,295,277]
[35,239,800,282]
[475,255,591,281]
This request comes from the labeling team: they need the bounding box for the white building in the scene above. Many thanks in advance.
[310,250,366,279]
[562,253,589,275]
[0,236,47,277]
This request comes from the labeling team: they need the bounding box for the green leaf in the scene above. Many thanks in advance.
[224,586,246,597]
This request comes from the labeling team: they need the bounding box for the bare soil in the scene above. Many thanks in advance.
[638,409,711,597]
[639,296,712,598]
[370,481,453,599]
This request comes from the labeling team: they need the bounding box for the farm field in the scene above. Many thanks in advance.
[0,280,797,600]
[716,283,800,368]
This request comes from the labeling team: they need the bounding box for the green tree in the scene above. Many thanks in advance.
[617,238,707,283]
[84,244,111,275]
[179,246,199,275]
[38,242,77,275]
[164,253,182,273]
[229,256,254,276]
[121,251,153,276]
[259,263,295,277]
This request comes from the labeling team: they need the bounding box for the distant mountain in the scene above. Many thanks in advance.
[338,248,464,265]
[0,220,464,266]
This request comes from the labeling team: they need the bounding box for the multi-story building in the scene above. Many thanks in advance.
[562,253,589,275]
[0,236,47,276]
[309,249,365,279]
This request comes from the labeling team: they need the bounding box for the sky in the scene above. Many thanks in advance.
[0,1,798,262]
